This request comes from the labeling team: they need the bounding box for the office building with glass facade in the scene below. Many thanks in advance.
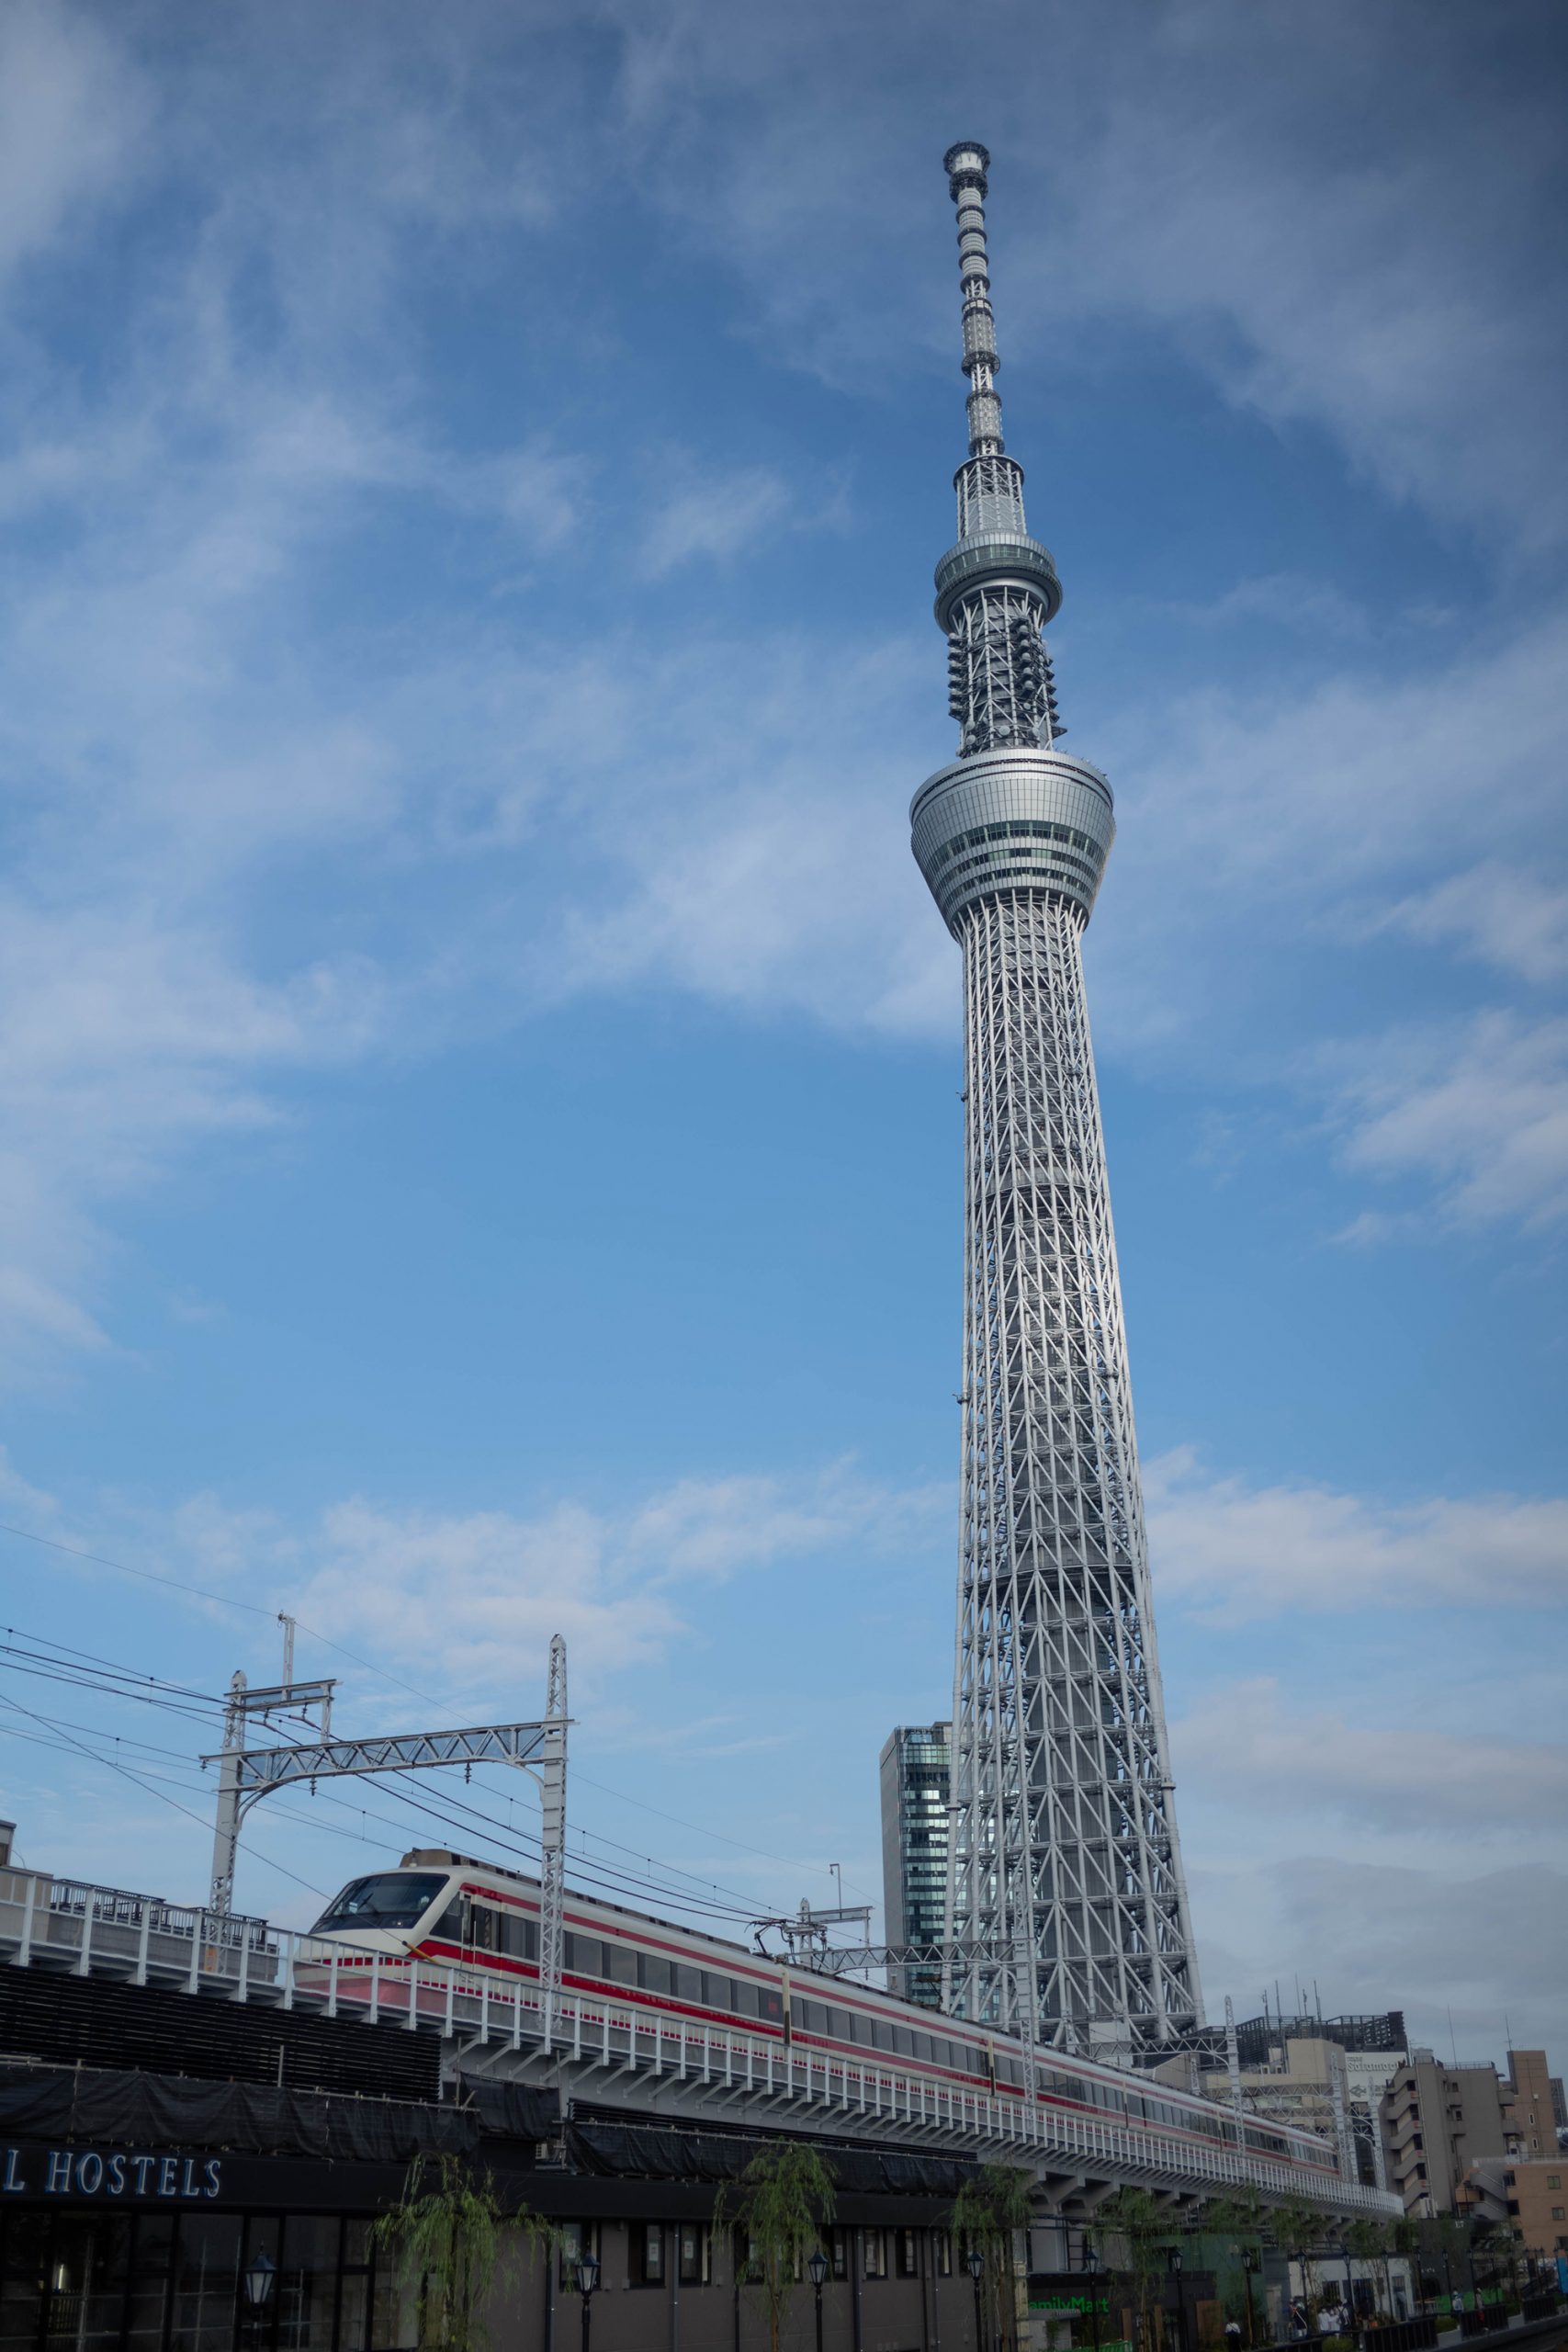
[878,1724,951,2010]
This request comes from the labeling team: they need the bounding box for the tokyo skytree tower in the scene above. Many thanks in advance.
[913,144,1201,2054]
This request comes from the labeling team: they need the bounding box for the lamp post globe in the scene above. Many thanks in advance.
[243,2251,276,2309]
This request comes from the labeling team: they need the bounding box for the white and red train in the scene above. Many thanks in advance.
[309,1851,1342,2189]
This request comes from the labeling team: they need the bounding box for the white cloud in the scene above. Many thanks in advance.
[130,1461,948,1698]
[637,460,795,577]
[0,910,386,1378]
[0,0,145,287]
[1175,1677,1568,1835]
[608,1,1568,548]
[1386,865,1568,987]
[1146,1446,1568,1618]
[1172,573,1371,641]
[1193,1852,1568,2062]
[1318,1010,1568,1230]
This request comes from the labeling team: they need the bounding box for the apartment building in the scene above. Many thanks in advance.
[1382,2048,1557,2216]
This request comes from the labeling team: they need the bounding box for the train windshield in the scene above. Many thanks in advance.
[311,1872,446,1933]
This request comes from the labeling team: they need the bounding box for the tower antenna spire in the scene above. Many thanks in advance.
[936,142,1064,756]
[943,141,1005,458]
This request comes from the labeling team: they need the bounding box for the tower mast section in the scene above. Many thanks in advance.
[913,144,1201,2055]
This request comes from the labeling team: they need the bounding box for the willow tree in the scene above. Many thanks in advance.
[724,2141,838,2352]
[1089,2188,1174,2352]
[370,2154,554,2352]
[1270,2195,1327,2327]
[1201,2189,1267,2343]
[1347,2216,1391,2318]
[952,2165,1033,2352]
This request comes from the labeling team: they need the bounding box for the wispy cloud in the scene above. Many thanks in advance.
[1175,1677,1568,1835]
[1146,1446,1568,1618]
[77,1460,949,1699]
[636,458,796,577]
[1386,864,1568,987]
[0,0,146,288]
[1315,1009,1568,1231]
[610,1,1568,549]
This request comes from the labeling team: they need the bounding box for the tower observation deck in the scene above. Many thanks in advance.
[913,144,1201,2056]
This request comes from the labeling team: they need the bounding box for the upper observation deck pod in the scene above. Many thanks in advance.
[934,530,1062,634]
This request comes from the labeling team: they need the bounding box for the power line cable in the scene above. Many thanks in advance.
[1,1532,857,1894]
[0,1686,326,1899]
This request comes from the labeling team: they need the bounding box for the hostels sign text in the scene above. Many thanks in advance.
[1,2144,222,2200]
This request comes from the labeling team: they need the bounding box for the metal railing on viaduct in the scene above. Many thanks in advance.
[0,1869,1400,2222]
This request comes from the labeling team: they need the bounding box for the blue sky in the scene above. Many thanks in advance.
[1,0,1565,2073]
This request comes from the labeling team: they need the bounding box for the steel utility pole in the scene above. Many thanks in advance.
[204,1632,571,2031]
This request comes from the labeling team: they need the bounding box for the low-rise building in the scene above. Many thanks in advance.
[1152,2012,1405,2190]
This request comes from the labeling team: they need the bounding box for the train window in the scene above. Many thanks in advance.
[871,2018,895,2052]
[760,1985,784,2024]
[732,1980,760,2018]
[673,1964,704,2003]
[893,2028,915,2058]
[639,1953,673,1996]
[564,1933,604,1977]
[467,1905,496,1952]
[604,1941,637,1987]
[434,1898,464,1941]
[499,1914,538,1961]
[828,2007,853,2042]
[312,1872,447,1933]
[704,1972,735,2010]
[795,1998,822,2034]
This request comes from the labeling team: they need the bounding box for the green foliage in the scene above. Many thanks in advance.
[369,2155,553,2352]
[1201,2188,1266,2242]
[1347,2219,1388,2263]
[952,2165,1033,2352]
[721,2142,838,2352]
[1089,2189,1175,2352]
[1267,2195,1328,2321]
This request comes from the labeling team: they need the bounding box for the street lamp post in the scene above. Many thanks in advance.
[1086,2244,1101,2352]
[1167,2249,1185,2352]
[576,2253,600,2352]
[243,2248,276,2352]
[967,2245,987,2352]
[810,2247,829,2352]
[1241,2248,1259,2350]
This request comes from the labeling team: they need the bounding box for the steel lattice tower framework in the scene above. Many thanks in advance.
[912,144,1201,2055]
